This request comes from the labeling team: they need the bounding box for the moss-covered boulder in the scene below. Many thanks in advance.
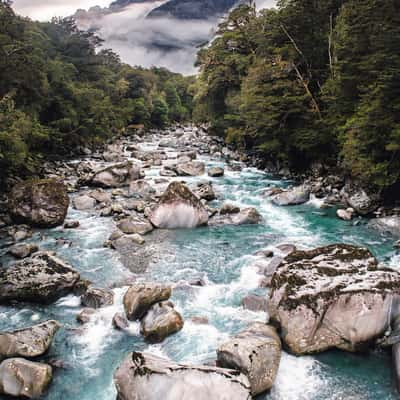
[8,179,69,228]
[268,244,400,355]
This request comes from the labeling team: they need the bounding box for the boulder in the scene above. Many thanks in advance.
[114,352,251,400]
[149,182,209,229]
[342,184,379,215]
[81,287,114,309]
[117,216,153,235]
[0,252,80,304]
[194,182,216,201]
[208,167,224,177]
[123,283,171,321]
[8,243,38,259]
[268,244,400,355]
[0,358,52,399]
[8,179,69,228]
[271,185,310,206]
[217,323,281,395]
[0,320,60,360]
[176,161,205,176]
[140,301,184,343]
[72,195,96,211]
[91,162,141,188]
[368,216,400,237]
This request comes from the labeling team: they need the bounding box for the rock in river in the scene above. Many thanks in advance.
[117,216,153,235]
[271,185,310,206]
[0,358,52,399]
[91,162,141,188]
[81,287,114,309]
[114,352,251,400]
[8,179,69,228]
[208,166,224,177]
[140,301,183,343]
[149,182,209,229]
[176,161,205,176]
[8,243,38,259]
[0,320,60,360]
[268,244,400,355]
[368,216,400,237]
[217,323,281,395]
[0,252,80,304]
[123,283,171,321]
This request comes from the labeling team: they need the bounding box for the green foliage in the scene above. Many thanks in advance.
[194,0,400,192]
[0,2,193,181]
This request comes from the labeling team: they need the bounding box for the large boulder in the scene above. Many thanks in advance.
[175,161,205,176]
[268,244,400,355]
[0,252,80,304]
[217,323,281,395]
[140,301,183,343]
[342,184,379,215]
[149,182,209,229]
[114,352,251,400]
[271,185,310,206]
[368,216,400,237]
[123,283,171,321]
[91,162,141,188]
[0,358,52,399]
[8,179,69,228]
[0,320,60,360]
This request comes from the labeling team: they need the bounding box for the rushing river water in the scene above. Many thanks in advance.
[1,132,399,400]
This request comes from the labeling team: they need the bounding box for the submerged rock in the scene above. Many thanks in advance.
[268,244,400,355]
[217,323,281,395]
[8,179,69,228]
[114,352,251,400]
[140,301,184,343]
[91,162,141,188]
[0,252,80,304]
[0,358,52,399]
[0,320,60,360]
[123,283,171,321]
[8,243,38,259]
[271,185,310,206]
[81,287,114,309]
[149,182,208,229]
[368,216,400,237]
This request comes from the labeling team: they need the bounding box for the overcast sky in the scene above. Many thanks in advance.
[13,0,112,20]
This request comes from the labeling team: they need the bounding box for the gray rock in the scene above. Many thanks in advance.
[113,312,129,331]
[337,208,354,221]
[128,180,156,200]
[208,167,224,177]
[81,287,114,309]
[368,216,400,237]
[0,358,52,399]
[231,208,263,225]
[91,162,141,188]
[268,244,400,355]
[217,323,281,395]
[149,182,209,229]
[64,220,80,229]
[123,283,171,321]
[8,179,69,228]
[114,352,251,400]
[76,308,96,324]
[176,161,205,176]
[271,185,310,206]
[117,216,153,235]
[88,189,112,204]
[72,194,96,210]
[9,243,38,259]
[0,320,60,360]
[140,301,184,343]
[194,182,216,201]
[0,252,80,304]
[220,203,240,215]
[8,225,33,242]
[241,295,268,312]
[342,184,379,215]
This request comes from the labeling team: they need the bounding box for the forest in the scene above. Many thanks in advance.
[0,0,194,181]
[194,0,400,196]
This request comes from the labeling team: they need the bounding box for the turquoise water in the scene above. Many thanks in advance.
[0,139,399,400]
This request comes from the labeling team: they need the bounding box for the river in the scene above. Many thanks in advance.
[0,127,399,400]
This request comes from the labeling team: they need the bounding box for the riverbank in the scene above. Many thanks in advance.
[0,125,400,399]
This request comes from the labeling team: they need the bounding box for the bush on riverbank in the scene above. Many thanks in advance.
[193,0,400,196]
[0,1,194,182]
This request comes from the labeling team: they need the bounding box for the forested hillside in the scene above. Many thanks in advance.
[0,0,193,181]
[194,0,400,195]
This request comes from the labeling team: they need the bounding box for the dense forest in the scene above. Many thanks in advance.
[193,0,400,196]
[0,0,194,181]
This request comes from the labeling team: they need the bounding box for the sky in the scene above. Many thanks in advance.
[12,0,277,74]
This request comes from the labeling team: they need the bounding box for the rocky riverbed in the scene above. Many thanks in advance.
[0,125,400,399]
